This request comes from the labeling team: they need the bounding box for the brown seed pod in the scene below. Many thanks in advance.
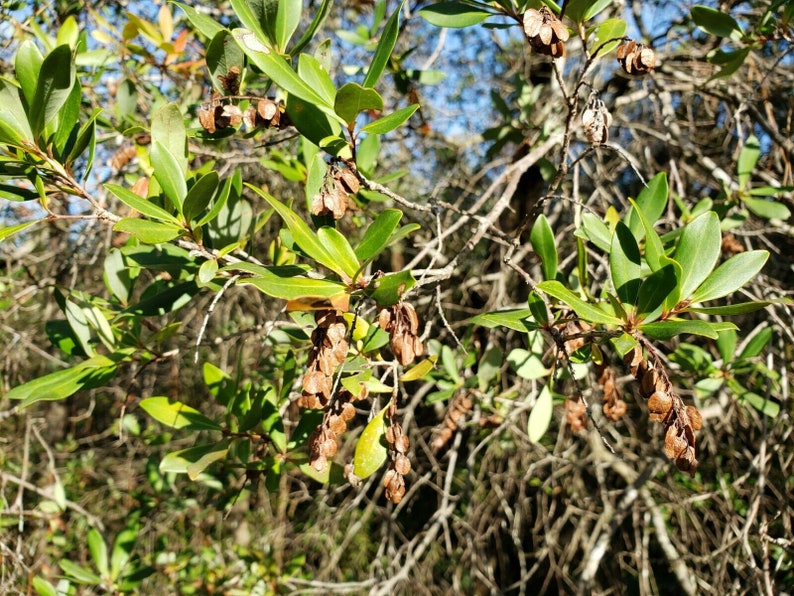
[394,434,410,455]
[663,428,688,459]
[648,391,672,415]
[217,66,241,95]
[617,40,656,75]
[523,6,569,58]
[582,97,612,144]
[394,453,411,475]
[685,405,703,431]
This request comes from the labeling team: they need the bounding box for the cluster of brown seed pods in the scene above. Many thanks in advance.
[523,6,569,57]
[311,163,361,220]
[378,302,425,367]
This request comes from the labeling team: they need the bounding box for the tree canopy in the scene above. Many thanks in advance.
[0,0,792,593]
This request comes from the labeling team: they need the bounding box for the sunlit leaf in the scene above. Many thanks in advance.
[362,0,404,88]
[30,44,75,138]
[418,2,492,28]
[140,396,221,431]
[353,402,390,478]
[113,218,182,244]
[690,250,768,303]
[537,281,623,325]
[355,209,402,261]
[400,356,438,381]
[673,211,720,299]
[530,214,558,281]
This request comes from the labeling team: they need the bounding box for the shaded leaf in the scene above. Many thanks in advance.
[530,214,558,281]
[317,227,360,281]
[334,83,383,125]
[105,183,180,223]
[150,103,187,177]
[639,319,736,340]
[527,385,553,443]
[610,222,642,305]
[691,5,743,38]
[183,171,219,222]
[355,208,402,261]
[365,269,415,306]
[418,2,491,27]
[537,281,623,326]
[151,140,188,213]
[470,309,536,332]
[363,0,404,88]
[30,44,75,138]
[159,441,230,480]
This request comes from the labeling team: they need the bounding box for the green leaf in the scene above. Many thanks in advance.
[110,521,139,581]
[31,576,58,596]
[470,308,536,332]
[528,291,549,325]
[276,0,302,51]
[171,2,225,39]
[297,53,337,106]
[151,140,188,213]
[334,83,383,126]
[196,174,233,227]
[737,135,760,189]
[635,264,678,322]
[691,5,743,38]
[610,222,642,305]
[400,356,438,382]
[103,248,134,304]
[418,2,492,28]
[537,281,623,326]
[233,263,347,299]
[362,0,404,88]
[690,250,768,303]
[355,209,402,261]
[291,0,333,55]
[15,39,44,108]
[639,319,736,340]
[742,392,779,418]
[508,349,550,380]
[360,104,419,135]
[316,227,360,281]
[198,259,218,286]
[205,31,244,94]
[530,214,558,281]
[743,197,791,220]
[626,173,668,241]
[159,441,230,480]
[685,301,777,316]
[708,47,752,79]
[59,560,102,585]
[673,211,721,300]
[527,385,553,443]
[365,269,415,306]
[124,281,199,316]
[577,212,611,252]
[565,0,612,23]
[0,219,45,243]
[627,198,664,271]
[87,528,109,577]
[286,93,344,151]
[229,0,271,46]
[30,44,75,139]
[0,80,34,144]
[139,397,221,431]
[68,110,100,181]
[105,183,180,223]
[591,18,627,55]
[53,76,81,155]
[113,218,182,244]
[716,329,737,363]
[183,171,219,222]
[151,103,187,177]
[739,327,772,360]
[353,402,389,478]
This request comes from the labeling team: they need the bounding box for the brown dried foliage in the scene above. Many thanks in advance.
[378,302,424,366]
[523,6,569,57]
[624,345,701,475]
[582,97,613,144]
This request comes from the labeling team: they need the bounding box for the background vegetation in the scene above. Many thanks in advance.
[0,0,792,594]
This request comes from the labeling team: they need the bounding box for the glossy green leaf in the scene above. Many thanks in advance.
[528,291,549,325]
[196,174,233,227]
[68,110,101,180]
[183,172,219,223]
[716,329,737,363]
[53,75,81,154]
[682,301,776,316]
[639,319,736,340]
[691,5,743,38]
[151,103,187,177]
[113,218,182,244]
[537,281,623,326]
[742,392,780,418]
[360,104,419,135]
[232,263,347,299]
[743,197,791,220]
[527,385,553,443]
[470,309,536,332]
[673,211,720,299]
[140,397,221,431]
[418,2,491,28]
[124,281,198,316]
[690,250,768,303]
[708,47,752,79]
[103,248,134,304]
[229,0,270,46]
[362,0,404,88]
[334,83,383,126]
[636,264,678,322]
[530,214,558,281]
[151,140,188,213]
[172,2,225,39]
[366,269,415,306]
[565,0,612,23]
[627,198,664,270]
[356,209,402,261]
[30,44,75,138]
[658,255,683,312]
[160,441,230,480]
[198,259,218,286]
[353,402,390,478]
[626,173,667,240]
[286,93,343,151]
[0,80,33,144]
[739,327,773,360]
[577,212,611,252]
[276,0,302,51]
[297,53,337,106]
[610,222,642,305]
[87,528,109,577]
[591,18,626,55]
[205,31,244,94]
[317,227,361,280]
[106,183,179,223]
[15,39,43,108]
[31,577,58,596]
[110,521,139,580]
[737,135,760,189]
[59,560,102,585]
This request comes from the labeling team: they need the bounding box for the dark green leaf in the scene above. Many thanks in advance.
[30,44,75,139]
[124,281,198,316]
[366,269,415,306]
[355,209,402,261]
[205,31,244,94]
[286,93,343,150]
[610,222,642,305]
[708,47,752,79]
[0,80,33,144]
[151,140,188,213]
[183,172,219,223]
[673,211,720,299]
[171,2,225,39]
[690,250,768,303]
[418,2,492,28]
[639,319,736,340]
[691,5,743,38]
[316,227,360,280]
[232,263,347,299]
[636,264,678,322]
[530,214,558,281]
[140,397,222,431]
[360,104,419,135]
[470,309,536,332]
[737,135,760,189]
[196,174,233,227]
[739,327,772,360]
[334,83,383,126]
[113,218,182,244]
[362,0,404,88]
[716,329,737,363]
[53,76,81,155]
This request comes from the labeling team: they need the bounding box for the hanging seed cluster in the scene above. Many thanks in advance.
[616,40,656,75]
[308,388,366,473]
[523,6,569,57]
[624,346,702,475]
[311,164,361,220]
[598,364,627,421]
[198,95,289,135]
[383,403,411,504]
[432,392,474,451]
[378,302,424,366]
[582,96,613,145]
[298,310,349,409]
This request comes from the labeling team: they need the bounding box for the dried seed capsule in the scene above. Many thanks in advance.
[648,391,672,414]
[394,454,412,475]
[394,434,410,455]
[685,405,703,431]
